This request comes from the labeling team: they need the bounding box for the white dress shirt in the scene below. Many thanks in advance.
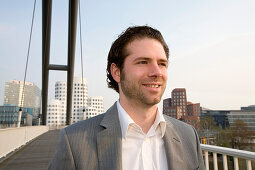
[117,100,168,170]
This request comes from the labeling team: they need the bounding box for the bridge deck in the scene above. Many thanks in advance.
[0,129,60,170]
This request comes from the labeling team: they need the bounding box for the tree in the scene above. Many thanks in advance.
[216,127,232,147]
[200,116,217,131]
[230,119,255,150]
[199,116,218,144]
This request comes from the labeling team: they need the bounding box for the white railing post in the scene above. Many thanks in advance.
[201,144,255,170]
[246,160,252,170]
[205,151,209,170]
[213,152,218,170]
[223,154,228,170]
[233,157,239,170]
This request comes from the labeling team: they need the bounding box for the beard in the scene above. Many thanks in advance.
[120,70,166,106]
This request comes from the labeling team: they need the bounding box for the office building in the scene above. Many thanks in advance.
[46,77,104,126]
[83,106,99,119]
[200,110,230,129]
[88,96,104,114]
[72,77,88,123]
[228,110,255,131]
[241,105,255,111]
[0,106,33,128]
[163,88,200,129]
[52,78,89,123]
[3,80,41,122]
[4,80,41,111]
[46,99,66,126]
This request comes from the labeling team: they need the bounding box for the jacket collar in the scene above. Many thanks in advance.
[163,115,185,169]
[97,102,122,170]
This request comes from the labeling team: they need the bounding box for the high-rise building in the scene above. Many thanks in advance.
[88,96,104,114]
[3,80,41,119]
[4,80,41,109]
[163,88,200,129]
[53,78,89,123]
[163,88,187,119]
[46,99,66,126]
[72,77,88,123]
[83,106,100,120]
[46,77,104,126]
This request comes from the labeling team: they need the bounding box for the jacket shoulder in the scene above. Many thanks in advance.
[64,113,105,134]
[164,115,198,140]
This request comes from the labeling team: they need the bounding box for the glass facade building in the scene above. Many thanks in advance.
[0,106,33,128]
[241,105,255,111]
[228,111,255,131]
[4,80,41,118]
[201,110,230,129]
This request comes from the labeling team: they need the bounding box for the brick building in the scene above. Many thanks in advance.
[163,88,200,129]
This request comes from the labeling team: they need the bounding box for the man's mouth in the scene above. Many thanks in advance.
[143,84,160,88]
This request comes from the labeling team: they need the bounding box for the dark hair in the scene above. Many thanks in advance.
[106,25,169,93]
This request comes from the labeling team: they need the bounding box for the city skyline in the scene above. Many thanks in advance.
[0,0,255,111]
[1,78,252,112]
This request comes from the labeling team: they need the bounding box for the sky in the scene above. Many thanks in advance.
[0,0,255,111]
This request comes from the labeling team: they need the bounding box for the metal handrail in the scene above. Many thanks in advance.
[201,144,255,170]
[201,144,255,160]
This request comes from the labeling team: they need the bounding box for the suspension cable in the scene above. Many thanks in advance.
[20,0,37,111]
[78,0,86,112]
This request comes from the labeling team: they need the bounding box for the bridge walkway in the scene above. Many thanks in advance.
[0,129,60,170]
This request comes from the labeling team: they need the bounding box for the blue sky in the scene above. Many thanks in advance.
[0,0,255,111]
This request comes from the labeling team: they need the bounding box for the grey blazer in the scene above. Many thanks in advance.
[48,103,205,170]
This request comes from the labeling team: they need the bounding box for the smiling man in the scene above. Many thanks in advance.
[49,26,205,170]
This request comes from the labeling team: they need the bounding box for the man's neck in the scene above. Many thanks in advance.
[119,97,158,134]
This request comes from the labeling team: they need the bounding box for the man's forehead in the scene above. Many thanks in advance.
[125,37,161,47]
[123,38,167,57]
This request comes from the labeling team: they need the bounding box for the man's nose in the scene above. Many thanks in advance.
[148,63,162,77]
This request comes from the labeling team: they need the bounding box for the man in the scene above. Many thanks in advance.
[48,26,205,170]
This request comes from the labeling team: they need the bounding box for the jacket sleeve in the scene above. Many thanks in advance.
[192,127,205,170]
[48,128,76,170]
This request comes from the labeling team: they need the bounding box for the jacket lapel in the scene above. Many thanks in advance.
[163,117,186,169]
[97,103,122,170]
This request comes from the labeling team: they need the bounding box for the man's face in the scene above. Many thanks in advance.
[119,38,168,106]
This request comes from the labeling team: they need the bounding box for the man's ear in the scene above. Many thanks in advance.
[110,63,120,83]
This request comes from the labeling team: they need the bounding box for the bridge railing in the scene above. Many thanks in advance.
[201,144,255,170]
[0,126,49,159]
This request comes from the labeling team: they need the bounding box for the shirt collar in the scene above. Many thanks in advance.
[117,100,135,138]
[151,107,166,138]
[117,100,166,139]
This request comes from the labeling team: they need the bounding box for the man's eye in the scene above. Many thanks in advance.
[159,63,167,67]
[138,61,147,64]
